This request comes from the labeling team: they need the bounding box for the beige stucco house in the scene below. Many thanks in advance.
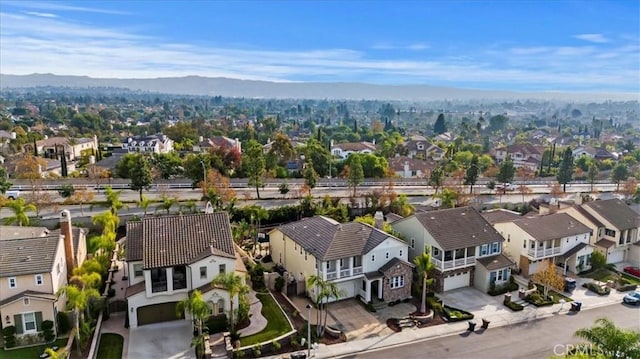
[392,207,514,293]
[493,213,593,276]
[559,199,640,264]
[125,212,245,328]
[269,216,413,304]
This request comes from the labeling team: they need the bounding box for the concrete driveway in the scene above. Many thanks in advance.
[128,320,196,359]
[326,299,393,340]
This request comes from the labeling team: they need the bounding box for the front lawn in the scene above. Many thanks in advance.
[582,268,640,286]
[240,292,292,346]
[0,338,67,359]
[96,333,123,359]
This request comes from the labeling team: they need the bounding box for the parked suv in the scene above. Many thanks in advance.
[4,190,19,200]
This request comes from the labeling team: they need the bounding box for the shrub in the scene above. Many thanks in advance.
[525,292,554,307]
[427,295,443,313]
[582,282,611,296]
[275,276,285,293]
[272,340,281,351]
[2,325,17,348]
[107,288,116,298]
[617,284,638,292]
[42,320,56,342]
[442,305,474,322]
[206,315,229,334]
[252,345,262,357]
[488,277,519,296]
[503,300,524,311]
[56,311,71,334]
[249,263,267,291]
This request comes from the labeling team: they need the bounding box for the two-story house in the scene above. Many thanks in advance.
[559,199,639,264]
[493,144,543,171]
[268,216,413,304]
[122,134,174,154]
[392,207,514,293]
[387,156,436,179]
[36,135,98,162]
[0,235,68,340]
[125,212,244,328]
[493,213,593,276]
[330,141,377,159]
[403,139,445,161]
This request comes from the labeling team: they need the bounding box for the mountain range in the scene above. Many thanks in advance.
[1,73,637,102]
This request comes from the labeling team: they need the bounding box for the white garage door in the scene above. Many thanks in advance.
[443,271,471,291]
[607,250,624,264]
[333,280,356,301]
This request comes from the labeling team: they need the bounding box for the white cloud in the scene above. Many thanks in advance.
[372,42,429,51]
[5,1,130,15]
[574,33,610,43]
[0,11,637,92]
[24,11,57,18]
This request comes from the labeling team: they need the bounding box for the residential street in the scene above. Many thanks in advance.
[343,303,640,359]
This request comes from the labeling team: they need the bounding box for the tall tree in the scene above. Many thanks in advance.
[307,274,342,337]
[496,157,516,191]
[303,158,319,195]
[464,155,480,193]
[433,113,447,134]
[531,260,564,299]
[129,154,154,201]
[587,163,599,193]
[428,167,445,194]
[345,155,364,197]
[573,318,640,359]
[242,139,266,199]
[556,147,574,192]
[611,163,629,191]
[56,281,100,355]
[414,246,436,315]
[3,198,36,226]
[177,290,211,349]
[210,273,249,334]
[60,148,68,177]
[0,167,12,194]
[104,187,124,215]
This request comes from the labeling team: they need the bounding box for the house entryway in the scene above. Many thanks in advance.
[137,302,184,326]
[371,280,380,300]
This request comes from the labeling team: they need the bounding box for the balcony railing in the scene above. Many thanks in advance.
[324,266,364,281]
[431,256,476,270]
[151,281,167,293]
[527,246,562,259]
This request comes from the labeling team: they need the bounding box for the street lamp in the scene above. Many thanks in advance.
[199,160,207,192]
[306,304,312,358]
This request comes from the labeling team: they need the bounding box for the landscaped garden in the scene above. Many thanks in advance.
[96,333,123,359]
[0,338,67,359]
[240,292,292,346]
[582,268,639,292]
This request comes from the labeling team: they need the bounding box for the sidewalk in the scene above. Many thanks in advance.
[264,284,628,359]
[239,290,268,336]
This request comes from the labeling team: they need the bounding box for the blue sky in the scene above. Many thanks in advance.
[1,0,639,93]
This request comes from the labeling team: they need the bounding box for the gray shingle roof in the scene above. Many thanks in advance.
[594,238,616,248]
[0,235,62,277]
[378,257,415,273]
[275,216,401,261]
[126,221,143,261]
[514,213,592,241]
[0,290,57,306]
[583,199,639,230]
[573,206,605,227]
[476,254,515,271]
[559,242,589,259]
[137,212,235,269]
[411,207,504,251]
[481,209,523,224]
[0,226,50,240]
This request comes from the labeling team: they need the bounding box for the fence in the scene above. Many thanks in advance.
[86,245,119,359]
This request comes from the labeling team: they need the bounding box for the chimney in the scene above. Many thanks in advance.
[374,211,384,229]
[60,210,75,275]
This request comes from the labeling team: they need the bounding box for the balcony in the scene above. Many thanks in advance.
[324,266,364,281]
[431,256,476,270]
[527,246,562,259]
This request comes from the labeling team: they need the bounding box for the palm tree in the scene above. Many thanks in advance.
[414,246,436,315]
[307,274,342,337]
[177,290,211,348]
[574,318,640,359]
[137,194,152,216]
[435,188,458,208]
[104,186,124,214]
[57,282,100,355]
[92,211,119,241]
[3,198,36,226]
[156,194,178,214]
[211,273,248,334]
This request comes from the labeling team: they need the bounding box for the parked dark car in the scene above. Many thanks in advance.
[623,266,640,277]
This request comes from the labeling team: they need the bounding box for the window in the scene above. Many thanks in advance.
[362,280,366,291]
[23,298,30,306]
[399,249,403,257]
[57,262,61,275]
[491,242,499,254]
[410,238,415,249]
[35,274,43,286]
[219,264,226,274]
[23,312,36,333]
[200,267,207,279]
[481,244,488,256]
[305,252,308,261]
[134,264,143,277]
[385,252,389,260]
[433,247,440,256]
[8,277,16,289]
[390,275,405,289]
[353,256,362,267]
[217,299,225,314]
[371,254,376,262]
[523,240,526,249]
[507,234,510,243]
[604,229,616,237]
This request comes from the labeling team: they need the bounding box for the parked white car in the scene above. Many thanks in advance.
[4,190,19,200]
[495,183,516,191]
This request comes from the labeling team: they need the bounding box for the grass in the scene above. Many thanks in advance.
[96,333,123,359]
[239,292,292,347]
[581,268,640,285]
[0,338,67,359]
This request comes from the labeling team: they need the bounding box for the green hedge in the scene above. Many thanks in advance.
[503,300,524,311]
[488,278,519,296]
[442,305,474,322]
[525,292,554,307]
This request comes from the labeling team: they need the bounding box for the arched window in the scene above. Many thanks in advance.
[216,298,225,314]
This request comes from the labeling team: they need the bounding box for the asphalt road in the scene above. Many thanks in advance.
[342,303,640,359]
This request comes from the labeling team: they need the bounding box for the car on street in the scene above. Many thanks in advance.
[4,190,19,200]
[623,266,640,277]
[495,183,516,191]
[622,291,640,306]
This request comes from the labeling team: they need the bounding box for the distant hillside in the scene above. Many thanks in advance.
[1,73,636,102]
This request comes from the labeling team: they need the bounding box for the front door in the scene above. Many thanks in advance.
[371,280,380,300]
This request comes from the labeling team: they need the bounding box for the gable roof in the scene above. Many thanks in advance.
[378,257,415,273]
[476,254,515,271]
[274,216,402,261]
[125,212,236,269]
[407,207,504,250]
[0,226,50,240]
[387,156,437,172]
[582,199,639,230]
[0,290,57,307]
[481,209,523,224]
[0,235,62,277]
[514,213,591,241]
